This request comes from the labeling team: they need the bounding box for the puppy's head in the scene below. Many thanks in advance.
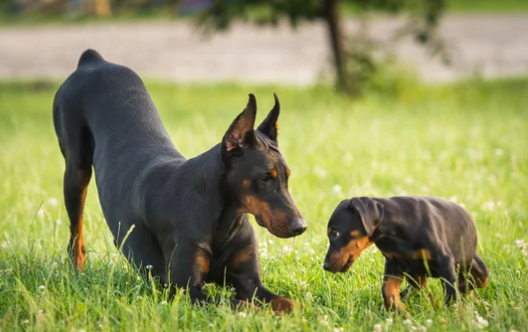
[323,197,384,273]
[221,93,306,239]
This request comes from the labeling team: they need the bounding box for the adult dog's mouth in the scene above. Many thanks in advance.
[255,216,295,238]
[255,216,267,228]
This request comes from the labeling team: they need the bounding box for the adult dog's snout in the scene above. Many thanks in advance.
[288,219,307,236]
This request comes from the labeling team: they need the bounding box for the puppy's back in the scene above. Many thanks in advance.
[388,196,477,264]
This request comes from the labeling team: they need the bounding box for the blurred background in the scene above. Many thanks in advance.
[1,2,528,331]
[1,0,528,92]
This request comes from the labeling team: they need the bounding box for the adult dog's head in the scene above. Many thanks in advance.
[222,94,306,238]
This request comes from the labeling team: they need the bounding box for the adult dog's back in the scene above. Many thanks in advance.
[53,49,173,272]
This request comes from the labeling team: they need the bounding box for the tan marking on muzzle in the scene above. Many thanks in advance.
[330,235,373,270]
[242,196,273,228]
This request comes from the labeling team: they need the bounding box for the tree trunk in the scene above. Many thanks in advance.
[323,0,352,93]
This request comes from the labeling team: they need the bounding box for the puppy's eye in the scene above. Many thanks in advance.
[330,230,340,239]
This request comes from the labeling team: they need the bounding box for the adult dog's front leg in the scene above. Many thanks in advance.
[226,238,298,313]
[165,242,212,304]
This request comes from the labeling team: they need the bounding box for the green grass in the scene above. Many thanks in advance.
[1,77,528,331]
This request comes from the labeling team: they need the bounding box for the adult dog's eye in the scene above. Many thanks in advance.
[260,173,273,184]
[330,230,340,239]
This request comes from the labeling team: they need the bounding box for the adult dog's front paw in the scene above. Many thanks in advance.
[270,297,300,314]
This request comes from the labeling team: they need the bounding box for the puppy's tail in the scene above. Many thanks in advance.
[77,49,104,68]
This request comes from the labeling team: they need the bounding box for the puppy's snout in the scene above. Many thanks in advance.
[289,219,307,236]
[322,261,330,271]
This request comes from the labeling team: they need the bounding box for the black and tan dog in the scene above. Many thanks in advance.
[323,196,488,310]
[53,49,306,312]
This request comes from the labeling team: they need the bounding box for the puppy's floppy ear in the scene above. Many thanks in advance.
[222,94,257,158]
[349,197,384,236]
[256,93,280,141]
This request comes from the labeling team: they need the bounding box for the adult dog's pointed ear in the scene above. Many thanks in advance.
[222,94,257,158]
[256,93,280,141]
[349,197,384,236]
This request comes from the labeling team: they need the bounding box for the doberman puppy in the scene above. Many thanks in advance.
[323,196,488,310]
[53,49,307,312]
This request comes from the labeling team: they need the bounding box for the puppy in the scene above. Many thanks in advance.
[323,196,488,309]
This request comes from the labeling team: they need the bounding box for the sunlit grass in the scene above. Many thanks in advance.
[0,78,527,331]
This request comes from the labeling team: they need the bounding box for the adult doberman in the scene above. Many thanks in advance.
[53,49,307,312]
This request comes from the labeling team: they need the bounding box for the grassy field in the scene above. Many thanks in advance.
[0,77,527,331]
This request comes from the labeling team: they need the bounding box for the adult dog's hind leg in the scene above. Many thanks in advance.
[64,163,92,271]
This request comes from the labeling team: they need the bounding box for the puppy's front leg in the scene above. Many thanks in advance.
[382,259,407,312]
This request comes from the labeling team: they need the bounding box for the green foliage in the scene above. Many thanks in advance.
[1,78,528,331]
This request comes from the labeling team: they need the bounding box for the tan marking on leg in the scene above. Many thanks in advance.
[383,276,406,312]
[71,171,90,271]
[228,245,256,271]
[195,252,210,275]
[411,249,432,260]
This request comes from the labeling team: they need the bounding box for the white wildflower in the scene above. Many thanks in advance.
[136,295,142,300]
[332,185,343,194]
[160,301,167,305]
[482,201,495,211]
[38,285,46,291]
[420,326,427,331]
[403,319,412,326]
[37,209,46,219]
[425,319,433,326]
[46,198,59,207]
[146,265,153,270]
[282,245,293,255]
[238,312,247,318]
[373,323,382,332]
[514,240,526,250]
